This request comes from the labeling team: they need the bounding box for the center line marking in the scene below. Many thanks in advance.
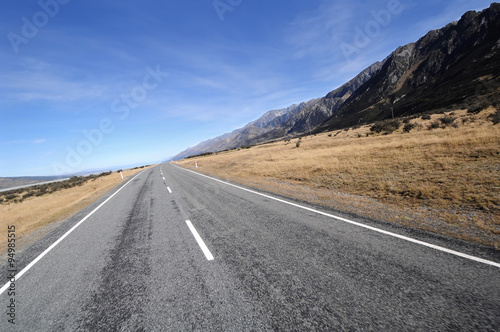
[162,176,165,180]
[167,187,172,193]
[185,220,214,261]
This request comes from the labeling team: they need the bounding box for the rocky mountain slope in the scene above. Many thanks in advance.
[173,103,311,159]
[174,3,500,159]
[317,3,500,131]
[174,62,381,159]
[253,61,383,143]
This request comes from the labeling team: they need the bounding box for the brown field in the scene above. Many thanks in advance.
[177,108,500,248]
[0,167,149,253]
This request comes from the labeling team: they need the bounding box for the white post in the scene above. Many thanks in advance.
[195,161,198,168]
[120,171,123,180]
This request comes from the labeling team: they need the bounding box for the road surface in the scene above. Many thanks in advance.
[1,163,499,330]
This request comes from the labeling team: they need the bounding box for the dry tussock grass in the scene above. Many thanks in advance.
[178,108,500,247]
[0,168,148,253]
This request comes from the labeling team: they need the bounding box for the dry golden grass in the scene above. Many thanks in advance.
[0,167,149,253]
[178,108,500,247]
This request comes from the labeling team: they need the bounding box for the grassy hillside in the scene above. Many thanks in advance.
[178,108,500,248]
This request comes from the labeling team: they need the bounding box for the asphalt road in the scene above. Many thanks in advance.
[1,163,499,331]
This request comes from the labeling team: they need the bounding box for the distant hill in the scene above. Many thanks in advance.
[173,3,500,159]
[173,63,381,159]
[173,102,315,159]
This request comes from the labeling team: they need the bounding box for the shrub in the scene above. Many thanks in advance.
[490,109,500,125]
[403,123,416,133]
[35,189,47,196]
[296,139,301,148]
[421,114,431,120]
[22,191,36,199]
[467,106,482,114]
[328,133,332,137]
[0,198,3,204]
[428,121,440,130]
[467,100,489,114]
[370,120,401,134]
[440,115,456,125]
[5,194,17,200]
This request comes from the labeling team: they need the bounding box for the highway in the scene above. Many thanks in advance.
[1,163,499,331]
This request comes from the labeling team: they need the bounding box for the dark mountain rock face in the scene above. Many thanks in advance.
[283,62,383,135]
[317,3,500,131]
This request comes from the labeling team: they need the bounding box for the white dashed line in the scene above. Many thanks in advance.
[172,164,500,268]
[0,170,147,295]
[185,220,214,261]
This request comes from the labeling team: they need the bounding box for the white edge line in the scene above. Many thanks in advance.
[0,170,147,295]
[185,220,214,261]
[172,164,500,268]
[167,187,172,194]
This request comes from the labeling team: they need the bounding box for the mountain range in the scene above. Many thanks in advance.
[174,3,500,160]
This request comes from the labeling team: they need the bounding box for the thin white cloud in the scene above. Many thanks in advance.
[1,71,111,103]
[32,138,47,144]
[191,76,228,90]
[284,1,356,59]
[411,0,493,38]
[0,55,138,105]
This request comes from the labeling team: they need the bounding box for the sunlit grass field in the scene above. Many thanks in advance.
[178,108,500,247]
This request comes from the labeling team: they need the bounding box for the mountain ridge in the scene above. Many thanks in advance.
[173,61,382,159]
[317,3,500,131]
[173,3,500,159]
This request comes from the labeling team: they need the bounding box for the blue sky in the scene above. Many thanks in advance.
[0,0,494,176]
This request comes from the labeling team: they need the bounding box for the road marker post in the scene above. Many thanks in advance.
[120,171,123,180]
[195,161,198,168]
